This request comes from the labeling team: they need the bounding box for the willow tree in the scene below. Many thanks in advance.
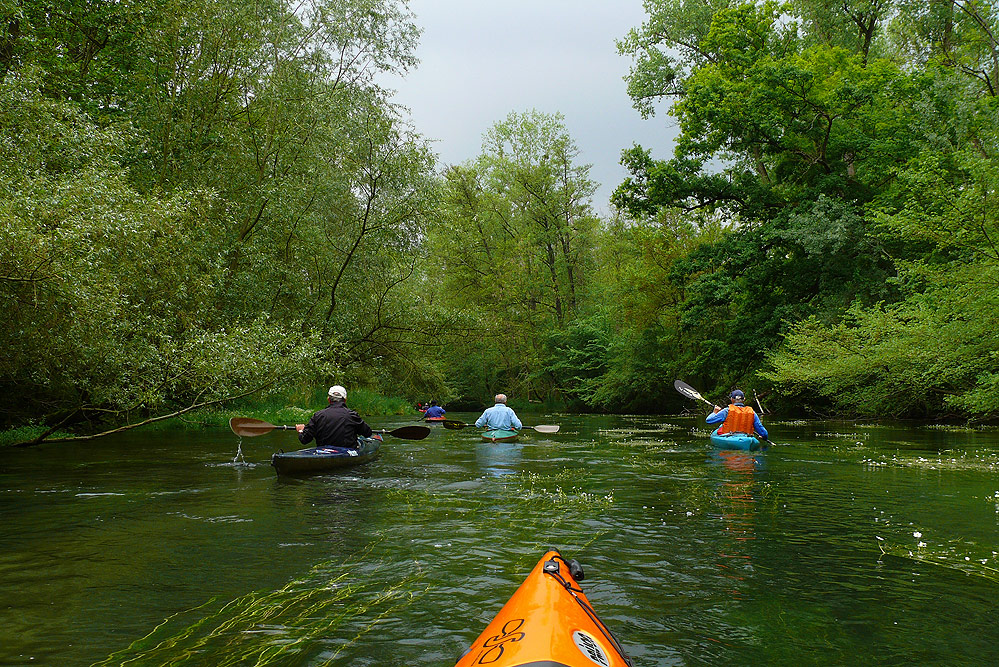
[0,77,312,436]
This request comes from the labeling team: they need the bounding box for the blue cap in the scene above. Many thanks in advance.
[730,389,745,400]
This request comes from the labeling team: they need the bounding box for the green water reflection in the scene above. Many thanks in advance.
[2,415,999,665]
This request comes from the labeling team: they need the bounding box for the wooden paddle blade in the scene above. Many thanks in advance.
[383,425,432,440]
[229,417,277,437]
[442,420,469,430]
[528,424,560,433]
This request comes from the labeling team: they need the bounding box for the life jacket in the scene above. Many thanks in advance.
[718,404,756,435]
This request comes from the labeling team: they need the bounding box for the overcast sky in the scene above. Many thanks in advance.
[384,0,679,214]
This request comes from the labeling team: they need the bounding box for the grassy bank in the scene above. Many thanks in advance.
[0,425,75,447]
[161,388,417,431]
[0,389,418,447]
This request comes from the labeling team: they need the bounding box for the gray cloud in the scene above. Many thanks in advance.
[385,0,678,214]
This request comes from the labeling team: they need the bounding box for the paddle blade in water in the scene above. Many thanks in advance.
[229,417,277,437]
[529,425,560,433]
[442,420,469,430]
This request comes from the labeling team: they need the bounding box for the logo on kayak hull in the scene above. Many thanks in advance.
[573,629,611,666]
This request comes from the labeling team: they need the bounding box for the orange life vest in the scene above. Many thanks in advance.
[718,404,756,435]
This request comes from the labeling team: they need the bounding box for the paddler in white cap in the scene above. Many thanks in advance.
[296,385,372,449]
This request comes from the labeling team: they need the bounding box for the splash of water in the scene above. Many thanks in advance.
[232,435,247,465]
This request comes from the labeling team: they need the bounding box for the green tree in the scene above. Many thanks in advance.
[613,2,914,401]
[578,207,732,411]
[0,0,444,437]
[426,111,599,402]
[762,0,999,418]
[477,110,599,327]
[0,76,322,434]
[767,64,999,418]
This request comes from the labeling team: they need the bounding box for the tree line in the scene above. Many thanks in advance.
[1,0,997,441]
[611,0,998,419]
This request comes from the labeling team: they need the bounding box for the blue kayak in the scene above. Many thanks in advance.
[709,428,762,451]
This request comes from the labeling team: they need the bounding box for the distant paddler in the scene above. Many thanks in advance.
[423,400,446,419]
[706,389,769,443]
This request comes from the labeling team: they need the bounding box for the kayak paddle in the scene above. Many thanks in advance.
[442,419,560,434]
[229,417,431,440]
[673,379,721,410]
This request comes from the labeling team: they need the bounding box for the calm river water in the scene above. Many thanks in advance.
[2,414,999,666]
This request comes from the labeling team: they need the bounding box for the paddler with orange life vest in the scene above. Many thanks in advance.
[706,389,769,442]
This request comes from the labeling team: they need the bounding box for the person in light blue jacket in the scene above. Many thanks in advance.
[475,393,523,430]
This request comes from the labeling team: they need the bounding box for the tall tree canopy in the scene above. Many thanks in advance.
[613,0,999,418]
[424,110,600,404]
[0,0,443,436]
[3,0,997,433]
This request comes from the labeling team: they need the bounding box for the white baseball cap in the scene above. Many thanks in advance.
[328,385,347,399]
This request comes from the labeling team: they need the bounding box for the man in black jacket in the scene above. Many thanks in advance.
[296,385,373,449]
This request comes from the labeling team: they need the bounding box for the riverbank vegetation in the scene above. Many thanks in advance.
[165,387,415,432]
[2,0,997,442]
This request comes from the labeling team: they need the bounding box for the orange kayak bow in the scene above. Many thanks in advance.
[454,550,632,667]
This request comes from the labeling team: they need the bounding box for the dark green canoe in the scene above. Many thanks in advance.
[271,435,382,475]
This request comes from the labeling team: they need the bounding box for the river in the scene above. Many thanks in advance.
[2,414,998,665]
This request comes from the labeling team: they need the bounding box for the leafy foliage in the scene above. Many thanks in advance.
[0,75,328,428]
[3,0,998,432]
[0,1,443,436]
[424,111,600,403]
[612,0,999,419]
